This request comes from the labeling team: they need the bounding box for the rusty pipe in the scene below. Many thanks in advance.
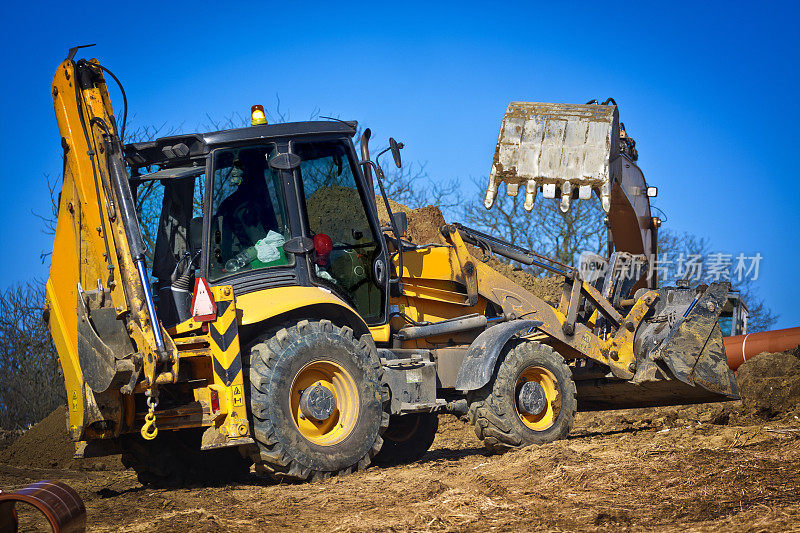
[0,480,86,532]
[724,326,800,371]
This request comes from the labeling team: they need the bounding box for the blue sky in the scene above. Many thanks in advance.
[1,2,798,328]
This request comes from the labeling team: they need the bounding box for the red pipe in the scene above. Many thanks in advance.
[724,326,800,371]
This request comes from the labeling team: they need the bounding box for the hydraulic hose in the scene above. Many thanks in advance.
[396,314,488,341]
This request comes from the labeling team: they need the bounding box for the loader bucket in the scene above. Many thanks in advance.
[578,283,740,411]
[485,102,619,213]
[633,282,740,400]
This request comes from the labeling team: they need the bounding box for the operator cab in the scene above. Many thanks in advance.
[126,118,389,329]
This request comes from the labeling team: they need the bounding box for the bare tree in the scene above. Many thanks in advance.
[458,177,607,271]
[0,282,65,429]
[378,162,463,212]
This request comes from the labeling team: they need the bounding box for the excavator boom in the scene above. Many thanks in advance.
[481,100,737,403]
[47,56,176,441]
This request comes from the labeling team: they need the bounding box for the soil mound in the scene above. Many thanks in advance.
[736,348,800,416]
[579,348,800,432]
[485,258,562,307]
[375,200,442,244]
[305,186,370,242]
[0,429,23,452]
[0,405,123,471]
[404,205,448,244]
[375,195,412,224]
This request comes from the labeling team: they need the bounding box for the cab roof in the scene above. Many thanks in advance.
[124,120,358,171]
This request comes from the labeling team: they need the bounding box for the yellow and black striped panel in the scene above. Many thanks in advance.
[208,287,244,409]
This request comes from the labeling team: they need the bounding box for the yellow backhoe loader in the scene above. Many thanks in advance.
[45,49,738,485]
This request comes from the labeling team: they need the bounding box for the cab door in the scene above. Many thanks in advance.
[291,139,389,325]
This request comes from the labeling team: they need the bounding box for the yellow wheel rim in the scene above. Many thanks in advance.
[515,366,560,431]
[290,360,359,446]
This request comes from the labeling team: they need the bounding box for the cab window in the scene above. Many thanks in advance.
[295,141,385,323]
[208,144,292,281]
[133,169,205,325]
[133,170,204,284]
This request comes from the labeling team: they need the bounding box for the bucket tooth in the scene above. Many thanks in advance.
[542,183,556,199]
[524,179,538,211]
[560,181,572,212]
[600,180,611,212]
[484,171,499,209]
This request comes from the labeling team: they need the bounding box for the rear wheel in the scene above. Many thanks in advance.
[373,413,438,465]
[246,320,389,481]
[468,340,576,453]
[120,429,252,487]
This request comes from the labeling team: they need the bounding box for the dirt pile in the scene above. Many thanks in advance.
[485,257,563,307]
[736,348,800,416]
[306,189,448,250]
[0,405,123,471]
[375,195,412,224]
[0,429,23,452]
[376,201,444,244]
[305,186,372,242]
[403,205,448,244]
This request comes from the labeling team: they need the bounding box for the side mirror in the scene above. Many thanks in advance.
[283,236,315,254]
[389,137,403,168]
[268,152,302,170]
[646,186,658,197]
[392,211,408,237]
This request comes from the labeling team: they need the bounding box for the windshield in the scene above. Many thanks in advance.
[295,140,385,323]
[208,144,292,280]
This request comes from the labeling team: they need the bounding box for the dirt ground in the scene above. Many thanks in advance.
[2,350,799,532]
[3,204,798,531]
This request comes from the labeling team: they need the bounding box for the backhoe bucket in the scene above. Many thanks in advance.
[485,102,619,213]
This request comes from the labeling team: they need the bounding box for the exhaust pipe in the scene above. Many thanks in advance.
[724,326,800,371]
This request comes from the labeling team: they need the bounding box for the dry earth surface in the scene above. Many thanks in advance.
[3,204,798,531]
[2,349,799,532]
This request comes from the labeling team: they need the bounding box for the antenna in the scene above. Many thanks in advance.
[67,44,97,61]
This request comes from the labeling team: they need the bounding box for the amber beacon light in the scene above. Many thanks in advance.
[251,104,267,125]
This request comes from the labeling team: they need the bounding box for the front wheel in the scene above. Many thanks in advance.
[468,341,577,453]
[246,319,389,481]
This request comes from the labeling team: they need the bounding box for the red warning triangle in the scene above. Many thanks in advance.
[191,277,217,322]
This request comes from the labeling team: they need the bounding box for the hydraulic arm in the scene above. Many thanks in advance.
[47,53,176,441]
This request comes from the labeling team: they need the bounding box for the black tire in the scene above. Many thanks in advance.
[245,319,389,481]
[372,413,438,466]
[468,340,577,453]
[120,428,252,487]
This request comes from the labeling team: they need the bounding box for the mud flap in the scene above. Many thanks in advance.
[634,283,739,399]
[455,319,542,391]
